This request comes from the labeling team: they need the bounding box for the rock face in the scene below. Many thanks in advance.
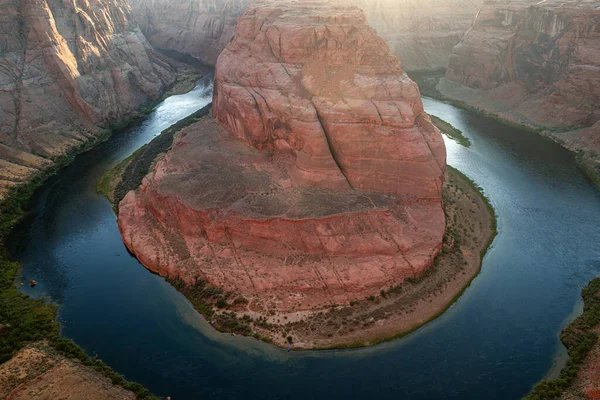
[129,0,480,71]
[444,0,600,128]
[118,1,446,312]
[440,0,600,182]
[129,0,250,66]
[0,0,178,197]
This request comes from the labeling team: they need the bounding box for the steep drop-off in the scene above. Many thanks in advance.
[439,0,600,180]
[118,1,446,313]
[130,0,480,71]
[0,0,181,198]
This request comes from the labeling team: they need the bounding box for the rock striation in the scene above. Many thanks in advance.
[439,0,600,176]
[0,0,179,198]
[129,0,480,71]
[118,1,446,312]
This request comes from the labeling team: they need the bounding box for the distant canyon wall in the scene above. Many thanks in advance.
[129,0,250,66]
[0,0,179,198]
[439,0,600,180]
[443,0,600,129]
[130,0,481,71]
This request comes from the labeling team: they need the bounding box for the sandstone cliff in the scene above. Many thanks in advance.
[130,0,480,71]
[118,1,446,312]
[0,0,180,198]
[439,0,600,178]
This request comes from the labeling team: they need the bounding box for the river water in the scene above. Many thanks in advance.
[9,81,600,399]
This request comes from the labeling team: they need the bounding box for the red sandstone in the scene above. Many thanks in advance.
[118,1,446,312]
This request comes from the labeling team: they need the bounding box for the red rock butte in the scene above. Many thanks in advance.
[118,1,447,312]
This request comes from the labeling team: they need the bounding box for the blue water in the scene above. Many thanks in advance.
[10,85,600,399]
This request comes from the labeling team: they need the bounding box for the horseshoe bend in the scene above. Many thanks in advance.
[114,1,493,348]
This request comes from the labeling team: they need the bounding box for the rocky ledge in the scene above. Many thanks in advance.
[118,1,446,313]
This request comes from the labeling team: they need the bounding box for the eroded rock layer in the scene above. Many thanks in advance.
[440,0,600,167]
[0,0,178,197]
[119,1,446,312]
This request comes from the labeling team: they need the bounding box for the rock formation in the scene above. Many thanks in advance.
[0,0,179,198]
[129,0,480,71]
[118,1,446,312]
[129,0,250,66]
[439,0,600,177]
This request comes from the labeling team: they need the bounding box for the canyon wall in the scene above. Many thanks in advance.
[130,0,481,71]
[439,0,600,176]
[0,0,179,198]
[118,1,446,312]
[129,0,249,66]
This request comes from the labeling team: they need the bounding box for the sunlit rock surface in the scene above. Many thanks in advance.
[0,0,178,197]
[118,1,446,312]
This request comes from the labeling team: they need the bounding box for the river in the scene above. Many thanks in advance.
[9,80,600,399]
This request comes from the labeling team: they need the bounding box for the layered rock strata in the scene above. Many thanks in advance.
[0,0,179,198]
[129,0,480,71]
[118,1,446,312]
[440,0,600,177]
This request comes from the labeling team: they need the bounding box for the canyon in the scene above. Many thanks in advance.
[129,0,481,71]
[0,0,597,395]
[438,0,600,182]
[0,0,191,198]
[117,1,448,317]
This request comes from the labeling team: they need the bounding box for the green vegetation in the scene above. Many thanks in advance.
[0,254,57,364]
[430,115,471,147]
[103,105,212,206]
[0,76,204,397]
[169,278,253,336]
[96,151,136,203]
[447,166,498,259]
[575,152,600,191]
[0,135,158,397]
[524,277,600,400]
